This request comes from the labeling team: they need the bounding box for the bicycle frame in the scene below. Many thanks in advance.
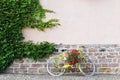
[47,48,95,76]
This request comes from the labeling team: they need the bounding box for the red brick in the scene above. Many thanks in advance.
[99,59,105,63]
[109,53,118,55]
[99,59,112,63]
[65,45,70,48]
[99,68,111,72]
[113,59,117,63]
[28,68,38,74]
[118,59,120,63]
[107,55,116,58]
[98,56,105,59]
[102,64,108,67]
[88,53,93,56]
[108,64,119,67]
[10,64,19,67]
[89,48,97,52]
[20,64,30,68]
[5,68,13,73]
[94,53,102,56]
[31,64,43,67]
[14,68,27,73]
[117,56,120,58]
[38,68,47,73]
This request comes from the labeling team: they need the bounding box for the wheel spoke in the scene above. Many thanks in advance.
[47,58,65,76]
[79,57,95,76]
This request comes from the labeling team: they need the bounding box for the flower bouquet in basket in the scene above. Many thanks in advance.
[62,49,82,65]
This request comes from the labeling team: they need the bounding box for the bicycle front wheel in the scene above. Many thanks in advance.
[78,56,95,76]
[47,58,65,76]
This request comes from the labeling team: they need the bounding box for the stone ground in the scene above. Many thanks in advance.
[0,73,120,80]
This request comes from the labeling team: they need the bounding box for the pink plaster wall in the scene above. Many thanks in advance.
[22,0,120,44]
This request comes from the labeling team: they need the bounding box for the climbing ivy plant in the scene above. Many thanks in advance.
[0,0,59,72]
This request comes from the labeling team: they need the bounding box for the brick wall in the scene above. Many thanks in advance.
[5,44,120,74]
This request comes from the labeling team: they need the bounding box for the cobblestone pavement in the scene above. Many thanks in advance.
[0,73,120,80]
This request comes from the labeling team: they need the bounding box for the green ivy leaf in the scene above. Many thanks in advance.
[0,0,57,72]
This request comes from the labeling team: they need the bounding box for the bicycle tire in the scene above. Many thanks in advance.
[47,58,65,76]
[78,56,95,76]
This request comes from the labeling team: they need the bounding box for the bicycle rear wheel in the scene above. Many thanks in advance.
[78,56,95,76]
[47,58,65,76]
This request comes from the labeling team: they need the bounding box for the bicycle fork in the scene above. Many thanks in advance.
[78,64,83,72]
